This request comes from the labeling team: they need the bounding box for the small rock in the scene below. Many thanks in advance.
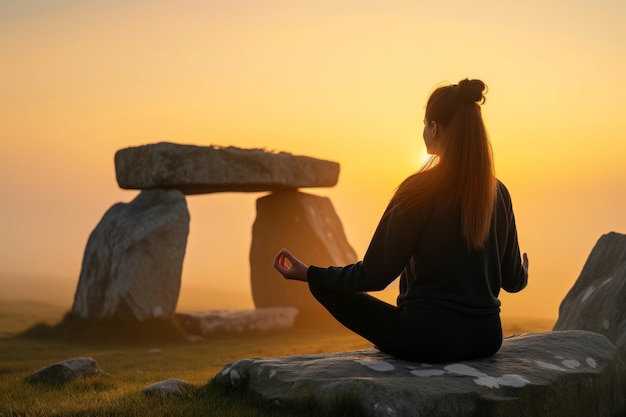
[141,378,193,398]
[25,357,109,386]
[175,307,298,335]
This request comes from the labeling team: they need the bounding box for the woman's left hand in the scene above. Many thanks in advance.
[522,252,529,275]
[273,248,308,282]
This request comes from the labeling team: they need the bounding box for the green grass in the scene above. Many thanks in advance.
[0,302,556,417]
[0,336,368,416]
[0,303,372,416]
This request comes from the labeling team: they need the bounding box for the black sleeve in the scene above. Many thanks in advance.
[307,200,420,292]
[498,183,528,293]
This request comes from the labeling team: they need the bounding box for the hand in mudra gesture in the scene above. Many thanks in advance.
[273,249,308,282]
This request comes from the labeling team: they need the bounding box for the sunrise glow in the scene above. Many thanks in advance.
[1,0,625,320]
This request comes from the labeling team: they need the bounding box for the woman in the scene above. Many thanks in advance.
[274,79,528,363]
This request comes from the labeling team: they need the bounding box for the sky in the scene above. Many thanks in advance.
[1,0,625,320]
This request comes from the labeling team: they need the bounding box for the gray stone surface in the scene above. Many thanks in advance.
[114,142,340,194]
[25,357,109,386]
[249,191,357,323]
[141,378,193,398]
[553,232,626,361]
[72,189,189,321]
[212,331,626,417]
[175,308,298,335]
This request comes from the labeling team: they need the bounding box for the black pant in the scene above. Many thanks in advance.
[309,282,502,363]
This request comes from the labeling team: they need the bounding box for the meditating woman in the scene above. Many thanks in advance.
[274,79,528,363]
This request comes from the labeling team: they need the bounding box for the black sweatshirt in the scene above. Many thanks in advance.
[307,180,527,317]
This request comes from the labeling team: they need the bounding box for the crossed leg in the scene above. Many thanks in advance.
[308,281,502,362]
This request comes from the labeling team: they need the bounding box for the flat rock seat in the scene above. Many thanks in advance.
[114,142,340,194]
[212,330,626,417]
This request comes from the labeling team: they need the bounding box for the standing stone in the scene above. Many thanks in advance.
[72,189,189,321]
[114,142,340,194]
[250,190,357,325]
[553,232,626,361]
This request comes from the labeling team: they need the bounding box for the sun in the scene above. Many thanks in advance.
[420,152,433,166]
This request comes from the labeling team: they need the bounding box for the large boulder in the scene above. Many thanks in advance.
[72,189,189,321]
[212,331,626,417]
[114,142,340,194]
[250,191,358,325]
[553,232,626,360]
[25,357,109,386]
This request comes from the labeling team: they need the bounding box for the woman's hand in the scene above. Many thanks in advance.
[273,248,309,282]
[522,252,529,275]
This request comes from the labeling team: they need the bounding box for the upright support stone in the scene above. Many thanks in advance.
[250,190,357,325]
[72,189,189,321]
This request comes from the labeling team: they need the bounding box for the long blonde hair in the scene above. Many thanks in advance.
[393,79,496,250]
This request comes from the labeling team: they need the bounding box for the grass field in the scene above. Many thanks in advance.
[0,301,555,416]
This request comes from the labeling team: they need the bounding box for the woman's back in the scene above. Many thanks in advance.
[397,181,527,316]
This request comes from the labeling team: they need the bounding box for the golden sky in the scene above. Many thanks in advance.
[1,0,625,319]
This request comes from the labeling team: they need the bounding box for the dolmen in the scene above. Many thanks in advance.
[71,142,357,325]
[211,232,626,416]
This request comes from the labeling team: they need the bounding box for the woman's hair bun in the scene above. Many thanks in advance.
[457,78,486,104]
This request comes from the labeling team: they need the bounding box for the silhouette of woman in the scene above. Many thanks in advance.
[274,79,529,363]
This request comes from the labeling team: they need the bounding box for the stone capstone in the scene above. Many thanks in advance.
[175,308,298,336]
[212,331,626,417]
[25,357,109,386]
[114,142,340,194]
[250,190,357,323]
[71,189,189,321]
[553,232,626,361]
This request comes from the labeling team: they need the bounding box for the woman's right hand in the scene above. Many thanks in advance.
[273,248,309,282]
